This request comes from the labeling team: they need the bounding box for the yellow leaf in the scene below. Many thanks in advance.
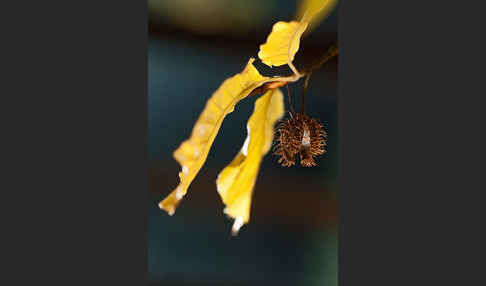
[216,89,284,235]
[257,0,332,73]
[296,0,338,32]
[159,59,278,215]
[258,21,306,73]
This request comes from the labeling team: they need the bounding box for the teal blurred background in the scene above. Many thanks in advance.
[148,1,338,285]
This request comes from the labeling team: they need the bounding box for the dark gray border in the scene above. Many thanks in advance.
[3,0,148,284]
[340,0,485,285]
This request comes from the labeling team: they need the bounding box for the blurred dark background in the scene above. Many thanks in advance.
[148,1,338,285]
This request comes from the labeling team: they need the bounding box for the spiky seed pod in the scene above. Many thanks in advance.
[274,116,297,166]
[274,112,327,167]
[299,114,327,167]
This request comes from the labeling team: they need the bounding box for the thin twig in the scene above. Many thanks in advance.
[248,43,338,97]
[286,84,295,114]
[301,43,338,75]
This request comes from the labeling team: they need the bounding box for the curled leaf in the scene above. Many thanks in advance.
[159,58,299,215]
[257,0,331,74]
[159,58,270,215]
[216,89,284,235]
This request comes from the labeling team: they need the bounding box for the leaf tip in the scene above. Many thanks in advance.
[158,201,175,216]
[158,185,185,216]
[231,216,245,236]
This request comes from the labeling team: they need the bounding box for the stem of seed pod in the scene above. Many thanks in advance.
[286,84,295,114]
[301,72,312,114]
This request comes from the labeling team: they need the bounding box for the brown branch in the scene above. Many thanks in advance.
[249,43,338,97]
[248,80,289,97]
[301,43,338,75]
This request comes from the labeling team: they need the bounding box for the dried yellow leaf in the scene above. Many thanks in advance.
[159,59,275,215]
[257,0,332,73]
[216,89,284,235]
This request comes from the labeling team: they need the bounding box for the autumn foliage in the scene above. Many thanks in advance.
[159,0,337,234]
